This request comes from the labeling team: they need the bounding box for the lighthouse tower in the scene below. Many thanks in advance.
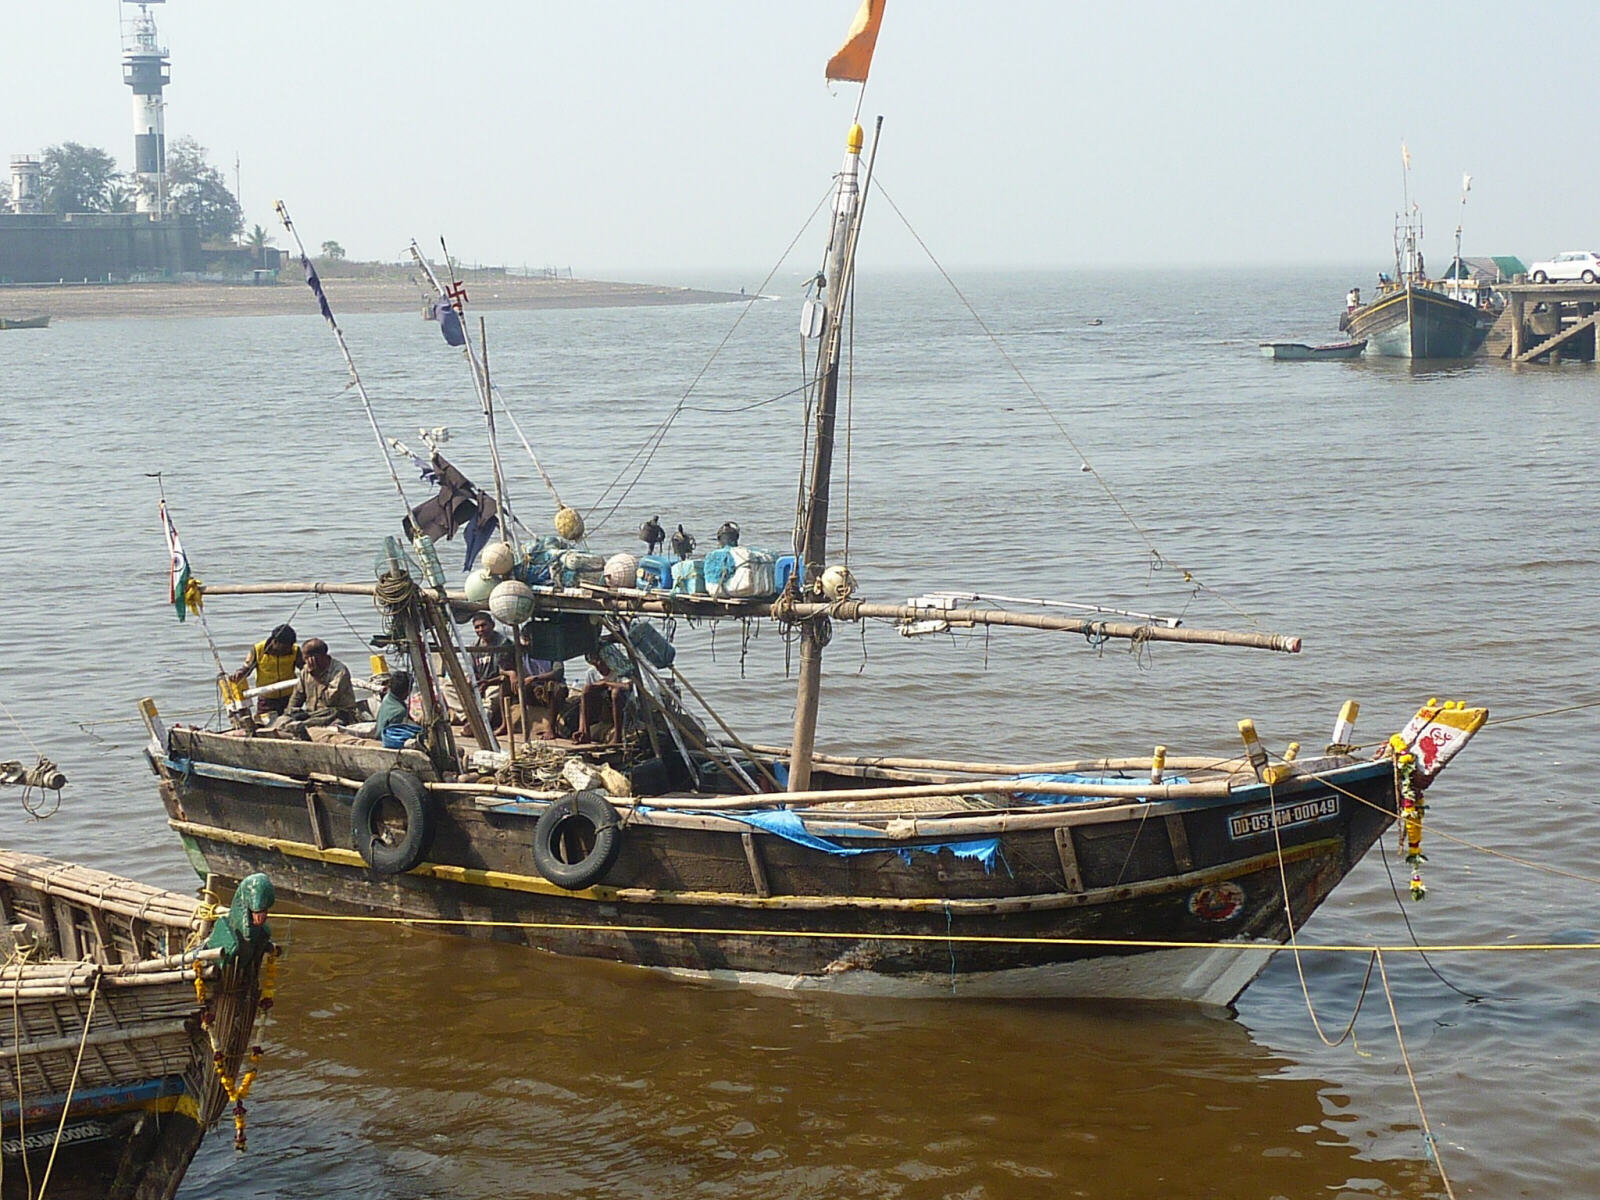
[121,1,170,215]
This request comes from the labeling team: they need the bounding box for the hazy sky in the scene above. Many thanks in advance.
[9,2,1598,274]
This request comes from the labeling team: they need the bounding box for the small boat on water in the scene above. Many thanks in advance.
[1258,340,1366,361]
[0,315,50,331]
[0,758,277,1200]
[142,4,1488,1009]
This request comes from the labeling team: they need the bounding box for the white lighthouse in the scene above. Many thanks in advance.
[121,1,170,215]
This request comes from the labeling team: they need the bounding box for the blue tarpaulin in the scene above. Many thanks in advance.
[713,808,1001,873]
[1012,772,1189,805]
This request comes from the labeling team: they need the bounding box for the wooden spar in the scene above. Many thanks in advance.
[624,774,1234,810]
[743,744,1241,777]
[421,600,493,757]
[197,583,1302,654]
[789,119,875,794]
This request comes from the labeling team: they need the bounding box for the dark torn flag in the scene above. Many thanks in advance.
[430,299,467,347]
[401,452,499,570]
[301,254,335,325]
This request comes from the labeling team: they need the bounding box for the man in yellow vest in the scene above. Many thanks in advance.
[229,624,302,717]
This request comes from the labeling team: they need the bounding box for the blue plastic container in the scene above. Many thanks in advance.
[636,554,673,591]
[774,554,799,594]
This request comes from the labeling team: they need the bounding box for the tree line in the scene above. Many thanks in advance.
[2,138,243,243]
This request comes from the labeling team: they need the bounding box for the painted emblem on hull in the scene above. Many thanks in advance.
[1188,881,1245,922]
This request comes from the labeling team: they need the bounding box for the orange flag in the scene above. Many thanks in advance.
[825,0,885,83]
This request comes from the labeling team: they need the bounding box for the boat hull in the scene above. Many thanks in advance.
[156,729,1399,1007]
[1342,285,1487,358]
[0,853,270,1200]
[1259,341,1366,361]
[0,315,49,330]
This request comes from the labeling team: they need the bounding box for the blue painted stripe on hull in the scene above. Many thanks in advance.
[2,1076,188,1124]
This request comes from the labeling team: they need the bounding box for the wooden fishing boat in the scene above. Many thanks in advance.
[142,5,1486,1008]
[0,847,276,1200]
[1258,340,1366,360]
[0,314,50,331]
[1340,284,1486,359]
[1339,155,1491,359]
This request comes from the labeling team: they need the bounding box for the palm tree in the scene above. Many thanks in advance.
[246,224,274,266]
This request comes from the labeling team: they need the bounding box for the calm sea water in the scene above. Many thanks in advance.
[1,266,1596,1198]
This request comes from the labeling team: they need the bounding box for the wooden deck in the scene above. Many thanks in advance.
[1495,282,1600,363]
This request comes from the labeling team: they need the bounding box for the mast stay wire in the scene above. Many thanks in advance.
[585,187,838,538]
[274,201,413,522]
[872,182,1258,627]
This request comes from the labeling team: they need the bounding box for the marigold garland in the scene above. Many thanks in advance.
[193,947,278,1151]
[1392,746,1427,900]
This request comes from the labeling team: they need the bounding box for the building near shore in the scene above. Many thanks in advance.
[0,207,202,284]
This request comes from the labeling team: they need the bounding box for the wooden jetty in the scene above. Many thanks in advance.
[1489,282,1600,363]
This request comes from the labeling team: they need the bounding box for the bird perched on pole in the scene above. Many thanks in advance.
[670,524,696,561]
[639,515,665,556]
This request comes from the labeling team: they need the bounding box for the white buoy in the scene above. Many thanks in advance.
[819,564,857,601]
[463,568,496,604]
[488,579,536,625]
[604,552,639,588]
[480,541,516,578]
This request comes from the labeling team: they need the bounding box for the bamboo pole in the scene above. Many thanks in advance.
[197,582,1302,654]
[743,744,1241,777]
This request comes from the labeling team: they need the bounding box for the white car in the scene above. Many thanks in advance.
[1528,251,1600,284]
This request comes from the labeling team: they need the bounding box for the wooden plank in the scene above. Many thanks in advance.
[170,726,438,782]
[1052,826,1084,893]
[740,833,772,898]
[304,786,328,851]
[1165,814,1194,872]
[85,905,113,964]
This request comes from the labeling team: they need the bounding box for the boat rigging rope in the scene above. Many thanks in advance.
[1379,843,1485,1003]
[585,186,836,537]
[1376,949,1459,1200]
[873,181,1258,627]
[35,971,102,1200]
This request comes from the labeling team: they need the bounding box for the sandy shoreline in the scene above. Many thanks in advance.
[0,274,748,321]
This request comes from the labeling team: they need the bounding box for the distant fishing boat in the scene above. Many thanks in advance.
[1258,340,1366,361]
[0,314,50,330]
[0,759,277,1199]
[1339,153,1491,359]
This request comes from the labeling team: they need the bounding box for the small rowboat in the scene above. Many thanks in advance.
[1258,339,1366,360]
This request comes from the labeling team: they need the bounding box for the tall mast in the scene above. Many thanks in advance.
[788,121,866,792]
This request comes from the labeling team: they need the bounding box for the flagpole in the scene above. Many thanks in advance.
[407,242,560,540]
[274,201,412,522]
[159,496,248,726]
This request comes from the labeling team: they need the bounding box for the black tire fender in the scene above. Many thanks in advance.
[533,790,622,890]
[350,769,434,874]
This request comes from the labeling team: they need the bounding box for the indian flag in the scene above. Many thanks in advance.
[160,500,195,622]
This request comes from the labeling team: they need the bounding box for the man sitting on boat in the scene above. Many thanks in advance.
[375,669,415,742]
[228,623,301,717]
[573,640,632,744]
[468,611,516,730]
[271,637,362,737]
[494,628,567,740]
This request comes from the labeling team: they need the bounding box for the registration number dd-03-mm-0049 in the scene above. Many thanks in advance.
[1227,796,1339,839]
